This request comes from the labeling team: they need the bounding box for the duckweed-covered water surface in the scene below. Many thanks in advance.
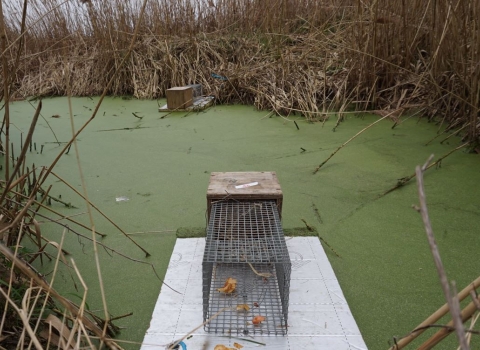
[5,97,480,349]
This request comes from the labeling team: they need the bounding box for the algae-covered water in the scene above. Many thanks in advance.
[4,97,480,349]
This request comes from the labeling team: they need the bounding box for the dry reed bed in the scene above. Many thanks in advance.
[0,0,478,141]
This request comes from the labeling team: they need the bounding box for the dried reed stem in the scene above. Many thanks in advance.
[0,242,121,349]
[389,276,480,349]
[0,101,41,204]
[0,0,10,182]
[313,110,399,174]
[382,141,470,197]
[167,307,234,350]
[417,294,480,349]
[414,155,469,350]
[50,171,151,255]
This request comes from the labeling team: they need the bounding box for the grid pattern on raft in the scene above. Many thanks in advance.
[203,200,291,335]
[204,262,287,335]
[203,200,289,263]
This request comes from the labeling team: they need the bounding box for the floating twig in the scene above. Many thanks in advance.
[126,230,175,235]
[313,110,400,174]
[301,219,340,257]
[301,218,314,231]
[311,203,323,224]
[38,187,78,208]
[97,126,149,132]
[381,142,469,197]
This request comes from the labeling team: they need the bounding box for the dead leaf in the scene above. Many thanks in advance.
[217,277,237,293]
[43,314,77,349]
[214,345,235,350]
[236,304,250,311]
[233,342,244,349]
[252,315,266,325]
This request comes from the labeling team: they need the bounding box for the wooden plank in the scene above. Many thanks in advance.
[207,172,282,198]
[206,172,283,221]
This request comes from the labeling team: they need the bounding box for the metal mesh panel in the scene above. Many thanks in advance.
[204,201,289,263]
[203,200,291,335]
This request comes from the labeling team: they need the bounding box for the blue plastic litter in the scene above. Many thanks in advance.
[167,341,187,350]
[211,73,228,81]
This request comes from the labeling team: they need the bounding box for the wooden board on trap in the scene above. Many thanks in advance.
[158,96,214,112]
[206,171,283,222]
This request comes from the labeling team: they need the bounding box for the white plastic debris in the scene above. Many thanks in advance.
[115,196,129,202]
[235,181,259,189]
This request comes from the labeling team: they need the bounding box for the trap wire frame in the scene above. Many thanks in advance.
[203,200,291,335]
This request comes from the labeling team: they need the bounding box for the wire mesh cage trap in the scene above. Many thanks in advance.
[203,200,291,335]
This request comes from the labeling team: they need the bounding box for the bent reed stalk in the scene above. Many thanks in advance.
[0,0,158,348]
[0,0,478,142]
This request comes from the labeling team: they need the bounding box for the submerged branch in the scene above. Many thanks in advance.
[313,109,401,174]
[381,142,470,197]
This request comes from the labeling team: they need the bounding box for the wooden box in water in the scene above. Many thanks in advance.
[166,86,193,110]
[206,171,283,222]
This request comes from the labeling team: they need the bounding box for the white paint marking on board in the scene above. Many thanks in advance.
[235,181,259,189]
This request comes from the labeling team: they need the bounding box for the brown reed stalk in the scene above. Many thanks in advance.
[6,189,107,238]
[0,100,41,204]
[0,240,121,349]
[313,109,400,174]
[414,155,469,350]
[0,0,10,182]
[388,276,480,349]
[381,141,470,197]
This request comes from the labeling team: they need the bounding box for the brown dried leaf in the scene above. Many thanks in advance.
[236,304,250,311]
[43,314,77,349]
[252,315,266,325]
[233,342,244,349]
[217,277,237,293]
[214,345,235,350]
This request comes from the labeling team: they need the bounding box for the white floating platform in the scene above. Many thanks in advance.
[141,237,368,350]
[158,96,215,112]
